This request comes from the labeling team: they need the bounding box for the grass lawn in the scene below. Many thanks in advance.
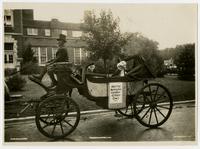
[5,74,195,119]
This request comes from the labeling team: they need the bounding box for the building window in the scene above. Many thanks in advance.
[4,43,13,50]
[40,47,47,64]
[72,31,82,37]
[9,55,13,63]
[4,54,13,63]
[61,30,68,36]
[27,28,38,35]
[52,48,57,59]
[31,47,59,66]
[73,48,87,65]
[4,10,13,26]
[5,55,8,63]
[45,29,51,36]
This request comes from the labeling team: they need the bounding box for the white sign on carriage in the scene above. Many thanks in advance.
[108,82,127,109]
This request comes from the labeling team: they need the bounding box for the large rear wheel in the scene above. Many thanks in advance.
[134,83,173,128]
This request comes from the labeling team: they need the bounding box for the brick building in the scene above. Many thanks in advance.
[4,9,24,70]
[4,9,88,70]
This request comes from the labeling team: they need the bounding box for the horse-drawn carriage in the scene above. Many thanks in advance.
[28,55,173,139]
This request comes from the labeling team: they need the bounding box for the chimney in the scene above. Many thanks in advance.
[22,9,34,20]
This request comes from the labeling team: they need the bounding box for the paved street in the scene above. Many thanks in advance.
[4,103,196,143]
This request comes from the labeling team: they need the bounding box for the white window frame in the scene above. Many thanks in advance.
[27,28,38,35]
[73,48,82,65]
[31,47,39,63]
[72,31,82,37]
[8,54,13,63]
[4,9,14,27]
[33,47,57,66]
[61,30,68,36]
[4,54,13,64]
[52,48,57,59]
[45,29,51,36]
[39,47,48,65]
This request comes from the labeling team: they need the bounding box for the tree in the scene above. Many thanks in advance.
[21,44,39,74]
[159,47,177,60]
[82,10,131,72]
[123,32,163,76]
[22,44,35,63]
[174,43,195,80]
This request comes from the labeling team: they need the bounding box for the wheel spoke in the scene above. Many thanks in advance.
[142,92,150,102]
[42,123,49,129]
[44,113,51,121]
[157,105,170,110]
[155,107,166,118]
[140,107,151,120]
[143,93,151,103]
[148,85,153,101]
[154,109,159,124]
[51,123,57,135]
[136,104,150,111]
[126,103,132,113]
[63,119,73,127]
[124,108,128,114]
[60,122,64,135]
[153,85,159,101]
[156,91,166,101]
[148,109,153,125]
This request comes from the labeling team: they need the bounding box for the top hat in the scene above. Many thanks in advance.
[57,34,66,42]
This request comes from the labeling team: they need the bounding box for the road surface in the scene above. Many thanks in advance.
[4,102,196,143]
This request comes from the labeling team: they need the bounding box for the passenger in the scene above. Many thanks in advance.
[31,34,69,88]
[87,63,96,73]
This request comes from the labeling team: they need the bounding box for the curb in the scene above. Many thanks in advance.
[5,100,195,123]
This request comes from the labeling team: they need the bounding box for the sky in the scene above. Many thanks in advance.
[4,3,197,50]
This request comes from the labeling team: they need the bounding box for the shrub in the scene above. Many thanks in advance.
[4,68,17,77]
[21,61,41,75]
[5,74,26,91]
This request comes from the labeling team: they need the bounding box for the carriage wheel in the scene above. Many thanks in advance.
[117,95,135,117]
[117,95,146,117]
[134,83,173,128]
[35,95,80,139]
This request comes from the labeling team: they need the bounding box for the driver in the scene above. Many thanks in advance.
[31,34,69,88]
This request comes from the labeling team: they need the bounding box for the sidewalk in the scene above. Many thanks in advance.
[4,102,196,142]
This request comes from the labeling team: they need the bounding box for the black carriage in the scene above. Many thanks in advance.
[29,55,173,139]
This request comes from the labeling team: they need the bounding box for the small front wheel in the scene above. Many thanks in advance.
[134,83,173,128]
[35,95,80,139]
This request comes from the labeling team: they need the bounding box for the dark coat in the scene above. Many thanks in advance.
[55,47,69,62]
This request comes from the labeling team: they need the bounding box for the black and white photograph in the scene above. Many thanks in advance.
[2,0,198,147]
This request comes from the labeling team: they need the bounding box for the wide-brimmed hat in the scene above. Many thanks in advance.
[57,34,66,42]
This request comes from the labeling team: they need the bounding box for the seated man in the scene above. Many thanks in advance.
[31,34,69,88]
